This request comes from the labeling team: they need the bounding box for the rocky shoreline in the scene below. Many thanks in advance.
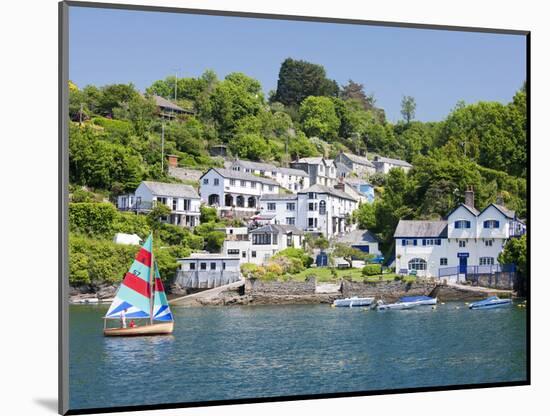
[69,277,515,306]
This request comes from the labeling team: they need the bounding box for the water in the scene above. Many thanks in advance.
[69,302,527,410]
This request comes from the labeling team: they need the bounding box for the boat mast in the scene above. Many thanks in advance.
[149,238,155,326]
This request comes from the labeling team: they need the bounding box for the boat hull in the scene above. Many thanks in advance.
[104,321,174,337]
[469,300,512,310]
[377,302,416,310]
[333,297,374,307]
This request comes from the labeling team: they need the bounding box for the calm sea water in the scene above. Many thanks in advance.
[69,302,527,410]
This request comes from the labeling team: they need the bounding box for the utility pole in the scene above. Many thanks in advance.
[79,103,83,125]
[161,123,165,173]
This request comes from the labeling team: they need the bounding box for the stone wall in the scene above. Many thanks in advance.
[245,276,316,296]
[466,272,516,290]
[341,280,436,302]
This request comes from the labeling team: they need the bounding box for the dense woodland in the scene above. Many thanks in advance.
[68,57,527,286]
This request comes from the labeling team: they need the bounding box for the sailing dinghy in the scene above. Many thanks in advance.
[103,234,174,336]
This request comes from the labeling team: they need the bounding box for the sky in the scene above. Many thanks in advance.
[69,6,526,122]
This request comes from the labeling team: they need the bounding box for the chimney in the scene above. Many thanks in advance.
[496,193,504,205]
[167,154,179,168]
[334,182,345,191]
[464,186,475,208]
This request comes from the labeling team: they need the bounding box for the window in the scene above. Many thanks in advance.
[259,170,265,175]
[157,197,167,206]
[459,240,466,248]
[286,217,295,225]
[440,258,448,266]
[251,251,257,258]
[287,234,293,247]
[200,262,207,270]
[308,202,317,211]
[454,220,471,229]
[267,203,276,211]
[172,198,177,210]
[229,179,236,186]
[286,203,295,211]
[402,239,407,246]
[408,258,427,271]
[183,199,190,211]
[214,178,219,186]
[222,262,226,270]
[308,192,317,199]
[308,218,317,228]
[483,220,500,229]
[189,263,196,270]
[319,200,326,215]
[227,249,239,255]
[203,179,209,185]
[210,262,216,270]
[253,234,272,245]
[479,257,495,265]
[242,251,246,258]
[251,182,257,189]
[421,238,441,246]
[269,185,274,192]
[240,180,245,187]
[272,171,277,176]
[485,240,493,247]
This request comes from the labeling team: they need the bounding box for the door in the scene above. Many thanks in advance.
[459,257,468,274]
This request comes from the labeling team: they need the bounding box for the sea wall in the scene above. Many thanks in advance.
[243,276,337,305]
[340,280,436,302]
[466,272,517,290]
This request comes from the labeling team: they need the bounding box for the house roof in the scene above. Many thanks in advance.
[446,203,480,218]
[299,184,358,202]
[179,253,240,261]
[344,177,372,186]
[151,95,183,111]
[393,220,448,238]
[277,167,308,177]
[141,181,199,199]
[341,152,375,167]
[250,224,304,235]
[259,193,298,201]
[232,159,277,172]
[374,156,412,168]
[336,229,379,244]
[202,168,280,186]
[480,203,516,219]
[297,157,324,164]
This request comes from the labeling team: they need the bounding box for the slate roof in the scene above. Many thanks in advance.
[341,152,375,167]
[142,181,199,199]
[259,193,298,201]
[203,168,279,186]
[250,224,304,235]
[374,156,413,168]
[489,204,516,219]
[297,157,324,164]
[299,184,358,202]
[337,229,380,244]
[232,160,277,172]
[152,95,183,111]
[393,220,448,238]
[277,167,308,177]
[446,203,480,218]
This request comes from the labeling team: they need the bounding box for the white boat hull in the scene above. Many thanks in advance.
[469,300,512,310]
[333,297,374,307]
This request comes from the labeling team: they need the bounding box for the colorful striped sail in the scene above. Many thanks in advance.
[153,262,173,322]
[105,234,153,319]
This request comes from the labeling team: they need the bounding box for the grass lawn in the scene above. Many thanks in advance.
[289,267,415,283]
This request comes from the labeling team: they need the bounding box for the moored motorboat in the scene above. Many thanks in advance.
[333,296,375,308]
[469,296,512,310]
[376,300,416,310]
[398,296,437,306]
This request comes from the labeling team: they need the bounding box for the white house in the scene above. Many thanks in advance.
[373,156,412,174]
[290,157,338,187]
[244,224,304,265]
[117,181,201,227]
[175,253,241,289]
[199,168,280,218]
[229,159,310,192]
[334,152,376,177]
[259,184,358,238]
[394,190,526,279]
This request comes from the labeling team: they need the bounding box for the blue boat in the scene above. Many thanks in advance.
[399,296,437,306]
[469,296,512,310]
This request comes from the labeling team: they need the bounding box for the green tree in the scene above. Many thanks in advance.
[340,80,376,111]
[273,58,339,106]
[147,204,172,230]
[228,133,271,160]
[498,235,527,276]
[299,96,340,141]
[401,95,416,123]
[332,243,369,267]
[288,131,319,160]
[97,83,138,116]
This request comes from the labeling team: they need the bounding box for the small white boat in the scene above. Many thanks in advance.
[376,296,437,310]
[469,296,512,310]
[333,296,375,308]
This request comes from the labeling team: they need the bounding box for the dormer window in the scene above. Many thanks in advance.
[454,220,471,229]
[483,220,500,229]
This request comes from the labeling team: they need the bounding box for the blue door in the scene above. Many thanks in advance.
[459,257,467,274]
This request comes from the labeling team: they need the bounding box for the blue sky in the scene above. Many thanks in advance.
[69,6,526,122]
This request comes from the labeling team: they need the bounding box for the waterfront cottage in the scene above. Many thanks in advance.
[117,181,201,227]
[373,156,412,174]
[175,253,241,289]
[246,224,304,265]
[199,168,280,218]
[394,189,525,279]
[259,184,358,238]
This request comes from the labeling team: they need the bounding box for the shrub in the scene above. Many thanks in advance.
[362,264,382,276]
[69,202,118,237]
[273,248,313,268]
